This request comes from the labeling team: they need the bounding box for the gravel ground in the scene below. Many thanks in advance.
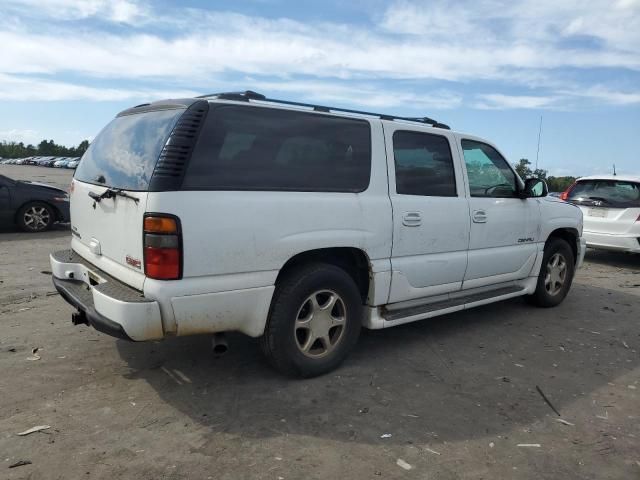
[1,165,639,479]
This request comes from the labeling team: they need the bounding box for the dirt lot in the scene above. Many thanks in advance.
[1,166,639,479]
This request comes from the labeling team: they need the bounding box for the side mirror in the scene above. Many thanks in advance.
[523,178,548,198]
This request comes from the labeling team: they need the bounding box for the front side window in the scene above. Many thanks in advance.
[461,139,517,198]
[392,131,456,196]
[184,106,371,192]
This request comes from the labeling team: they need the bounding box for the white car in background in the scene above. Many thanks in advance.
[562,175,640,253]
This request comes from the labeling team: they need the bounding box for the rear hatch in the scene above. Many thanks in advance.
[568,179,640,235]
[70,107,186,290]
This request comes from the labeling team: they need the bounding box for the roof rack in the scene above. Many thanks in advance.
[195,90,451,130]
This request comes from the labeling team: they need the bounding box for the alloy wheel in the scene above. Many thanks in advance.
[294,290,347,358]
[544,252,567,296]
[23,206,51,231]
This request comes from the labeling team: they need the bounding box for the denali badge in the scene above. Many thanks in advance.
[518,237,534,243]
[126,255,142,269]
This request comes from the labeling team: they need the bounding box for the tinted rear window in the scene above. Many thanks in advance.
[393,130,456,196]
[569,180,640,207]
[184,105,371,192]
[74,108,184,190]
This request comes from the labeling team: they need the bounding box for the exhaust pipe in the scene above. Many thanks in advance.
[211,333,228,356]
[72,310,88,326]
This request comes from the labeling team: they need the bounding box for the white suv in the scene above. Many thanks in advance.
[51,91,586,377]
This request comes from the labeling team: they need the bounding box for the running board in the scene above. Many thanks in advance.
[382,286,525,322]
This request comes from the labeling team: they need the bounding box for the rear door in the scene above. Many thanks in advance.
[70,107,185,290]
[568,179,640,234]
[458,137,541,289]
[384,123,470,303]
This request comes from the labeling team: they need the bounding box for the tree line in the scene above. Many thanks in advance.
[513,158,576,192]
[0,139,90,159]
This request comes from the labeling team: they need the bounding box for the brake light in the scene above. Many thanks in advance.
[143,214,181,280]
[560,182,577,201]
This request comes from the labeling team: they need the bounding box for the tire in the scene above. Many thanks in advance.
[528,237,575,307]
[17,202,55,232]
[260,263,363,378]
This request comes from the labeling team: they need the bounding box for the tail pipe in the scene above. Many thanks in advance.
[212,333,228,356]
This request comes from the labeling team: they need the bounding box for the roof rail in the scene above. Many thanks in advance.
[196,90,451,129]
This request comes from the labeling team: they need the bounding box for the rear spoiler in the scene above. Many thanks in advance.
[117,98,203,117]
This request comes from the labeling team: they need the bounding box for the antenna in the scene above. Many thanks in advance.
[613,164,617,176]
[535,114,543,171]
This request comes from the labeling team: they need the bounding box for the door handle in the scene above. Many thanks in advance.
[472,209,488,223]
[402,212,422,227]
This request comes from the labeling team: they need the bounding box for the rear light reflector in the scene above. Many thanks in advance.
[143,214,181,280]
[144,247,180,280]
[560,182,576,201]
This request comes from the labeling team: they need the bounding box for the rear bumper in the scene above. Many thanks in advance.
[583,231,640,253]
[50,250,164,341]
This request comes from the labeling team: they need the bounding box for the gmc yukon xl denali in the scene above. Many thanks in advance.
[51,91,586,377]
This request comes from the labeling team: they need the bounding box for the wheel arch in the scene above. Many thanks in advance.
[546,228,579,263]
[275,247,372,303]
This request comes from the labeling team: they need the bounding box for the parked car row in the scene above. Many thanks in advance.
[0,156,81,168]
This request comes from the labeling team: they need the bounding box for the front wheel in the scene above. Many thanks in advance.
[260,263,363,377]
[17,202,55,232]
[528,237,575,307]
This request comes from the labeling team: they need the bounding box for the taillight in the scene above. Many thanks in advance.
[560,182,577,201]
[143,214,182,280]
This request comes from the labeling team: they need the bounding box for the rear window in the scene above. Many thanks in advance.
[74,108,184,191]
[183,105,371,192]
[569,180,640,207]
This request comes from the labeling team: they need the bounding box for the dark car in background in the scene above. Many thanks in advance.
[0,174,70,232]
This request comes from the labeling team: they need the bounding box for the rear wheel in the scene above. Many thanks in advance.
[260,263,362,377]
[17,202,55,232]
[528,237,575,307]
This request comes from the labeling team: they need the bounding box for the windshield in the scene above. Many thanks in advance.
[569,179,640,207]
[74,108,184,190]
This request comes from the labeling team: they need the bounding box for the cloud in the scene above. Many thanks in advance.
[564,85,640,105]
[3,0,148,24]
[0,0,639,109]
[475,85,640,109]
[0,74,199,102]
[2,4,640,81]
[475,94,561,110]
[0,129,40,144]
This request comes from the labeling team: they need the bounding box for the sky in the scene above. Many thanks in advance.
[1,0,639,176]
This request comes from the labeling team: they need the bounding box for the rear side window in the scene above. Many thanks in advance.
[74,108,184,191]
[392,130,456,196]
[184,106,371,192]
[569,180,640,207]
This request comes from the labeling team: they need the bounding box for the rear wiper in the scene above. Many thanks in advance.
[88,188,139,204]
